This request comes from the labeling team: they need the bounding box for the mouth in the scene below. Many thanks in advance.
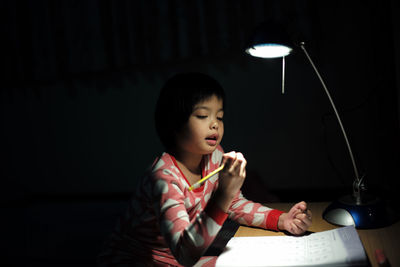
[206,134,218,141]
[205,134,219,145]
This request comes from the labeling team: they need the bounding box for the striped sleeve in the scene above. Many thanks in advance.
[151,167,226,266]
[227,192,284,231]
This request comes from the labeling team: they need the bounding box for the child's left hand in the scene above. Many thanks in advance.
[277,201,312,235]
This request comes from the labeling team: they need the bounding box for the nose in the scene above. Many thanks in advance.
[211,121,218,130]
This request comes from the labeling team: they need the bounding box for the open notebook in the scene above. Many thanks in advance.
[216,226,368,267]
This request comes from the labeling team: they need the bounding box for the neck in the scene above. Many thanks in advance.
[170,149,203,175]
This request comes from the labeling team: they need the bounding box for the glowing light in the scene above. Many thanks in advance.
[246,43,292,58]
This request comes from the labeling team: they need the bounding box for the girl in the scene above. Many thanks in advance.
[98,72,312,266]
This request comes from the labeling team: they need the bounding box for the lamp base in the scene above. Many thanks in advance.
[323,194,395,229]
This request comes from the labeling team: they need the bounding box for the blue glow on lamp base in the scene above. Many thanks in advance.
[323,194,395,229]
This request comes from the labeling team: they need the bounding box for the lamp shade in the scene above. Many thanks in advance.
[245,21,294,58]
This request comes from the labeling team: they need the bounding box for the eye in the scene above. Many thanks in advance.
[217,117,223,121]
[196,115,207,119]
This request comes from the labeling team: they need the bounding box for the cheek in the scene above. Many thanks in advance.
[176,126,191,144]
[181,125,199,144]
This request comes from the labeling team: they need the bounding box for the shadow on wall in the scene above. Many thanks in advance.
[241,169,281,203]
[241,169,354,204]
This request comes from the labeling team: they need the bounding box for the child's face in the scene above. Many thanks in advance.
[176,95,224,156]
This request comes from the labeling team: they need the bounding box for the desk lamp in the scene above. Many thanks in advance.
[245,22,389,229]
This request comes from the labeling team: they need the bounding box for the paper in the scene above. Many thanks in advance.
[216,226,367,266]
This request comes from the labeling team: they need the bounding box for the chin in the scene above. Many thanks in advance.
[205,145,219,154]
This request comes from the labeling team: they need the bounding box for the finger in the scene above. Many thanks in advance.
[222,158,232,171]
[293,218,308,232]
[236,153,247,177]
[222,151,236,164]
[294,209,312,223]
[222,152,236,169]
[295,212,309,220]
[235,152,246,162]
[291,219,308,235]
[289,207,303,218]
[290,222,301,235]
[222,157,228,166]
[296,212,312,227]
[229,153,240,173]
[294,201,307,212]
[239,166,246,177]
[306,209,312,219]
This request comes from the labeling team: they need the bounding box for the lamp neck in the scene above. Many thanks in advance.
[299,42,362,192]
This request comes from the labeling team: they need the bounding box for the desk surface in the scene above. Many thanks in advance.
[234,202,400,267]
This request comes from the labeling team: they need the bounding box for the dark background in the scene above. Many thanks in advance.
[1,0,399,266]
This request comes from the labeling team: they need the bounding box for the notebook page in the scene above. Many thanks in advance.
[215,226,367,266]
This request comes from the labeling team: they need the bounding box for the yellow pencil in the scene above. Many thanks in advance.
[188,164,225,191]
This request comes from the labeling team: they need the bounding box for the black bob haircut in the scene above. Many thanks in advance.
[155,72,225,150]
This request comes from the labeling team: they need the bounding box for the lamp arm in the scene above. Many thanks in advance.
[299,42,361,193]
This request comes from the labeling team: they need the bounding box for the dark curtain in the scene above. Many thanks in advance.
[2,0,276,85]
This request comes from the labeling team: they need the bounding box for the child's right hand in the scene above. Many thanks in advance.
[213,151,247,212]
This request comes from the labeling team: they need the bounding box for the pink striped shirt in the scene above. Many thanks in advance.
[98,146,283,266]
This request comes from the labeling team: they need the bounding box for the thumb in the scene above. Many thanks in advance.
[295,201,307,212]
[289,201,306,216]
